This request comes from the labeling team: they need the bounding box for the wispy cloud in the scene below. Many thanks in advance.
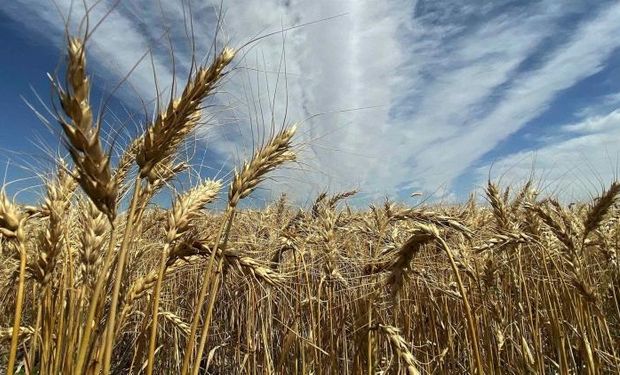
[2,0,620,204]
[478,107,620,200]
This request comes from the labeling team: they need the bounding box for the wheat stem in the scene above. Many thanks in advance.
[102,175,142,374]
[436,235,484,374]
[7,242,27,375]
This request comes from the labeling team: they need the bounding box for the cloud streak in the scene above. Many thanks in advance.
[2,0,620,203]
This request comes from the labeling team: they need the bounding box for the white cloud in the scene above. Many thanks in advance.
[2,0,620,204]
[477,108,620,200]
[1,0,176,107]
[412,1,620,191]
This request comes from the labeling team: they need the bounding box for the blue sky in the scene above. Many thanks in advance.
[1,0,620,205]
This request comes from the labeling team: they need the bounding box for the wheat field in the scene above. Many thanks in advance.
[0,26,619,375]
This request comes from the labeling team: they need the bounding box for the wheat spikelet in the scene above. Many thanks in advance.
[226,251,284,287]
[159,310,190,336]
[228,125,297,208]
[583,181,620,239]
[272,193,288,223]
[78,201,109,287]
[112,135,141,198]
[390,209,472,238]
[55,37,117,220]
[29,163,76,285]
[473,231,533,253]
[383,196,395,219]
[0,326,35,341]
[386,224,437,298]
[166,180,222,242]
[136,159,188,214]
[525,202,576,252]
[327,190,358,209]
[175,241,284,286]
[0,190,24,241]
[570,272,599,304]
[486,181,510,230]
[548,199,581,237]
[119,259,190,329]
[311,192,328,218]
[378,324,421,375]
[137,48,235,181]
[510,180,533,214]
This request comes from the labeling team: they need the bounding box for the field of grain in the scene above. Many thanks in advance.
[0,30,619,375]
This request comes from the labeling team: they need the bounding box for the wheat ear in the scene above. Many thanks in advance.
[486,180,510,231]
[378,324,421,375]
[386,224,436,298]
[55,37,117,221]
[228,125,297,208]
[137,48,235,181]
[582,181,620,240]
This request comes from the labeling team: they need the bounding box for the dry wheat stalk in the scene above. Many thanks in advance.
[0,190,26,375]
[29,163,75,285]
[147,179,221,374]
[183,125,297,374]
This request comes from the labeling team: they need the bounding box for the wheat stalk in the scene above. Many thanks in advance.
[183,124,297,375]
[147,179,221,374]
[0,190,26,375]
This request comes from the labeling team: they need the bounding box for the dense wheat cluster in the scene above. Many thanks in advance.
[1,27,620,375]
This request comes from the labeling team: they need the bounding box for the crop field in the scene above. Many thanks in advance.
[0,22,619,375]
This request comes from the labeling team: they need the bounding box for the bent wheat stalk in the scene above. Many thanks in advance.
[181,125,296,375]
[146,180,221,374]
[434,231,484,375]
